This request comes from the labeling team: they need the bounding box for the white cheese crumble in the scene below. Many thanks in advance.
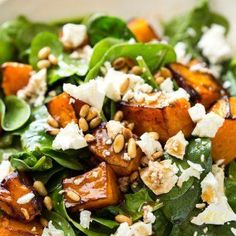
[174,42,191,64]
[63,79,105,111]
[0,160,12,183]
[192,112,224,138]
[188,103,206,123]
[140,160,178,195]
[61,23,87,49]
[136,132,163,157]
[70,45,93,63]
[80,210,92,229]
[17,192,35,204]
[231,228,236,236]
[177,161,204,187]
[164,131,188,160]
[42,221,64,236]
[52,122,87,150]
[17,69,47,107]
[198,24,232,64]
[160,78,174,93]
[106,121,124,139]
[143,205,156,224]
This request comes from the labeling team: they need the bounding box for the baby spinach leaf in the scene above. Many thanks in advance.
[92,217,118,229]
[85,42,176,81]
[0,40,15,65]
[0,96,31,131]
[153,210,172,236]
[42,210,76,236]
[229,161,236,180]
[225,178,236,212]
[30,32,63,68]
[222,71,236,96]
[85,14,134,46]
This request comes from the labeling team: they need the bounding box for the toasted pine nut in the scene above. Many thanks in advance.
[48,54,58,65]
[40,217,48,227]
[89,117,101,129]
[120,79,130,94]
[86,107,98,121]
[43,196,53,211]
[37,59,50,69]
[128,138,137,159]
[80,104,90,118]
[47,116,59,128]
[33,181,48,196]
[79,117,89,132]
[130,65,142,75]
[155,76,165,85]
[123,128,132,140]
[130,171,139,183]
[127,122,134,130]
[85,134,96,143]
[112,57,126,69]
[115,214,133,225]
[67,190,81,202]
[38,47,51,60]
[113,134,125,153]
[149,132,159,140]
[21,208,30,220]
[113,110,124,121]
[48,128,60,136]
[160,67,172,78]
[151,151,163,160]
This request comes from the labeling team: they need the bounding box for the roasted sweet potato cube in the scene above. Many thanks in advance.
[47,92,78,128]
[212,97,236,164]
[0,171,41,222]
[1,62,32,96]
[169,63,224,108]
[63,162,121,211]
[89,123,142,176]
[128,18,159,42]
[0,215,43,236]
[120,98,194,143]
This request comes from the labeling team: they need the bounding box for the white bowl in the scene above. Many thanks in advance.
[0,0,235,49]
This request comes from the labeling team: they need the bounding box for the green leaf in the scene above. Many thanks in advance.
[85,42,176,81]
[29,32,63,68]
[42,210,76,236]
[0,96,31,131]
[229,161,236,180]
[0,40,15,65]
[225,178,236,212]
[85,14,134,46]
[222,71,236,96]
[153,210,172,236]
[92,217,118,229]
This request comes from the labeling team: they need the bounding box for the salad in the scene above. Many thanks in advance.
[0,0,236,235]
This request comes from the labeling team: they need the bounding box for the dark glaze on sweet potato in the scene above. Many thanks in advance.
[0,215,43,236]
[128,18,159,42]
[169,63,224,109]
[63,162,121,211]
[1,62,32,96]
[89,123,142,176]
[120,98,194,143]
[211,97,236,164]
[0,171,41,222]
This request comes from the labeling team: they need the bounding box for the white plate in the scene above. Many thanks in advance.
[0,0,235,49]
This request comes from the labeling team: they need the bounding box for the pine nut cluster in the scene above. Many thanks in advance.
[37,46,58,69]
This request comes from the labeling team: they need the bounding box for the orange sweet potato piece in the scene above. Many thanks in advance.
[120,98,194,143]
[169,63,224,109]
[89,123,142,176]
[1,62,32,96]
[63,162,121,211]
[47,92,78,127]
[212,97,236,164]
[0,171,41,222]
[128,18,159,42]
[0,215,43,236]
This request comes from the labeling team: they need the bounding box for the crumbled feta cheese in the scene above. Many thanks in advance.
[17,192,35,204]
[106,121,124,139]
[174,42,191,64]
[63,79,105,111]
[192,112,224,138]
[196,203,206,209]
[17,69,47,107]
[143,205,156,224]
[136,133,163,157]
[52,122,87,150]
[160,78,174,93]
[80,210,92,229]
[61,23,87,49]
[177,161,204,187]
[166,88,190,103]
[198,24,232,64]
[114,222,131,236]
[164,131,188,160]
[0,160,12,183]
[70,45,93,63]
[140,160,178,195]
[188,103,206,123]
[130,222,152,236]
[231,228,236,236]
[42,221,64,236]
